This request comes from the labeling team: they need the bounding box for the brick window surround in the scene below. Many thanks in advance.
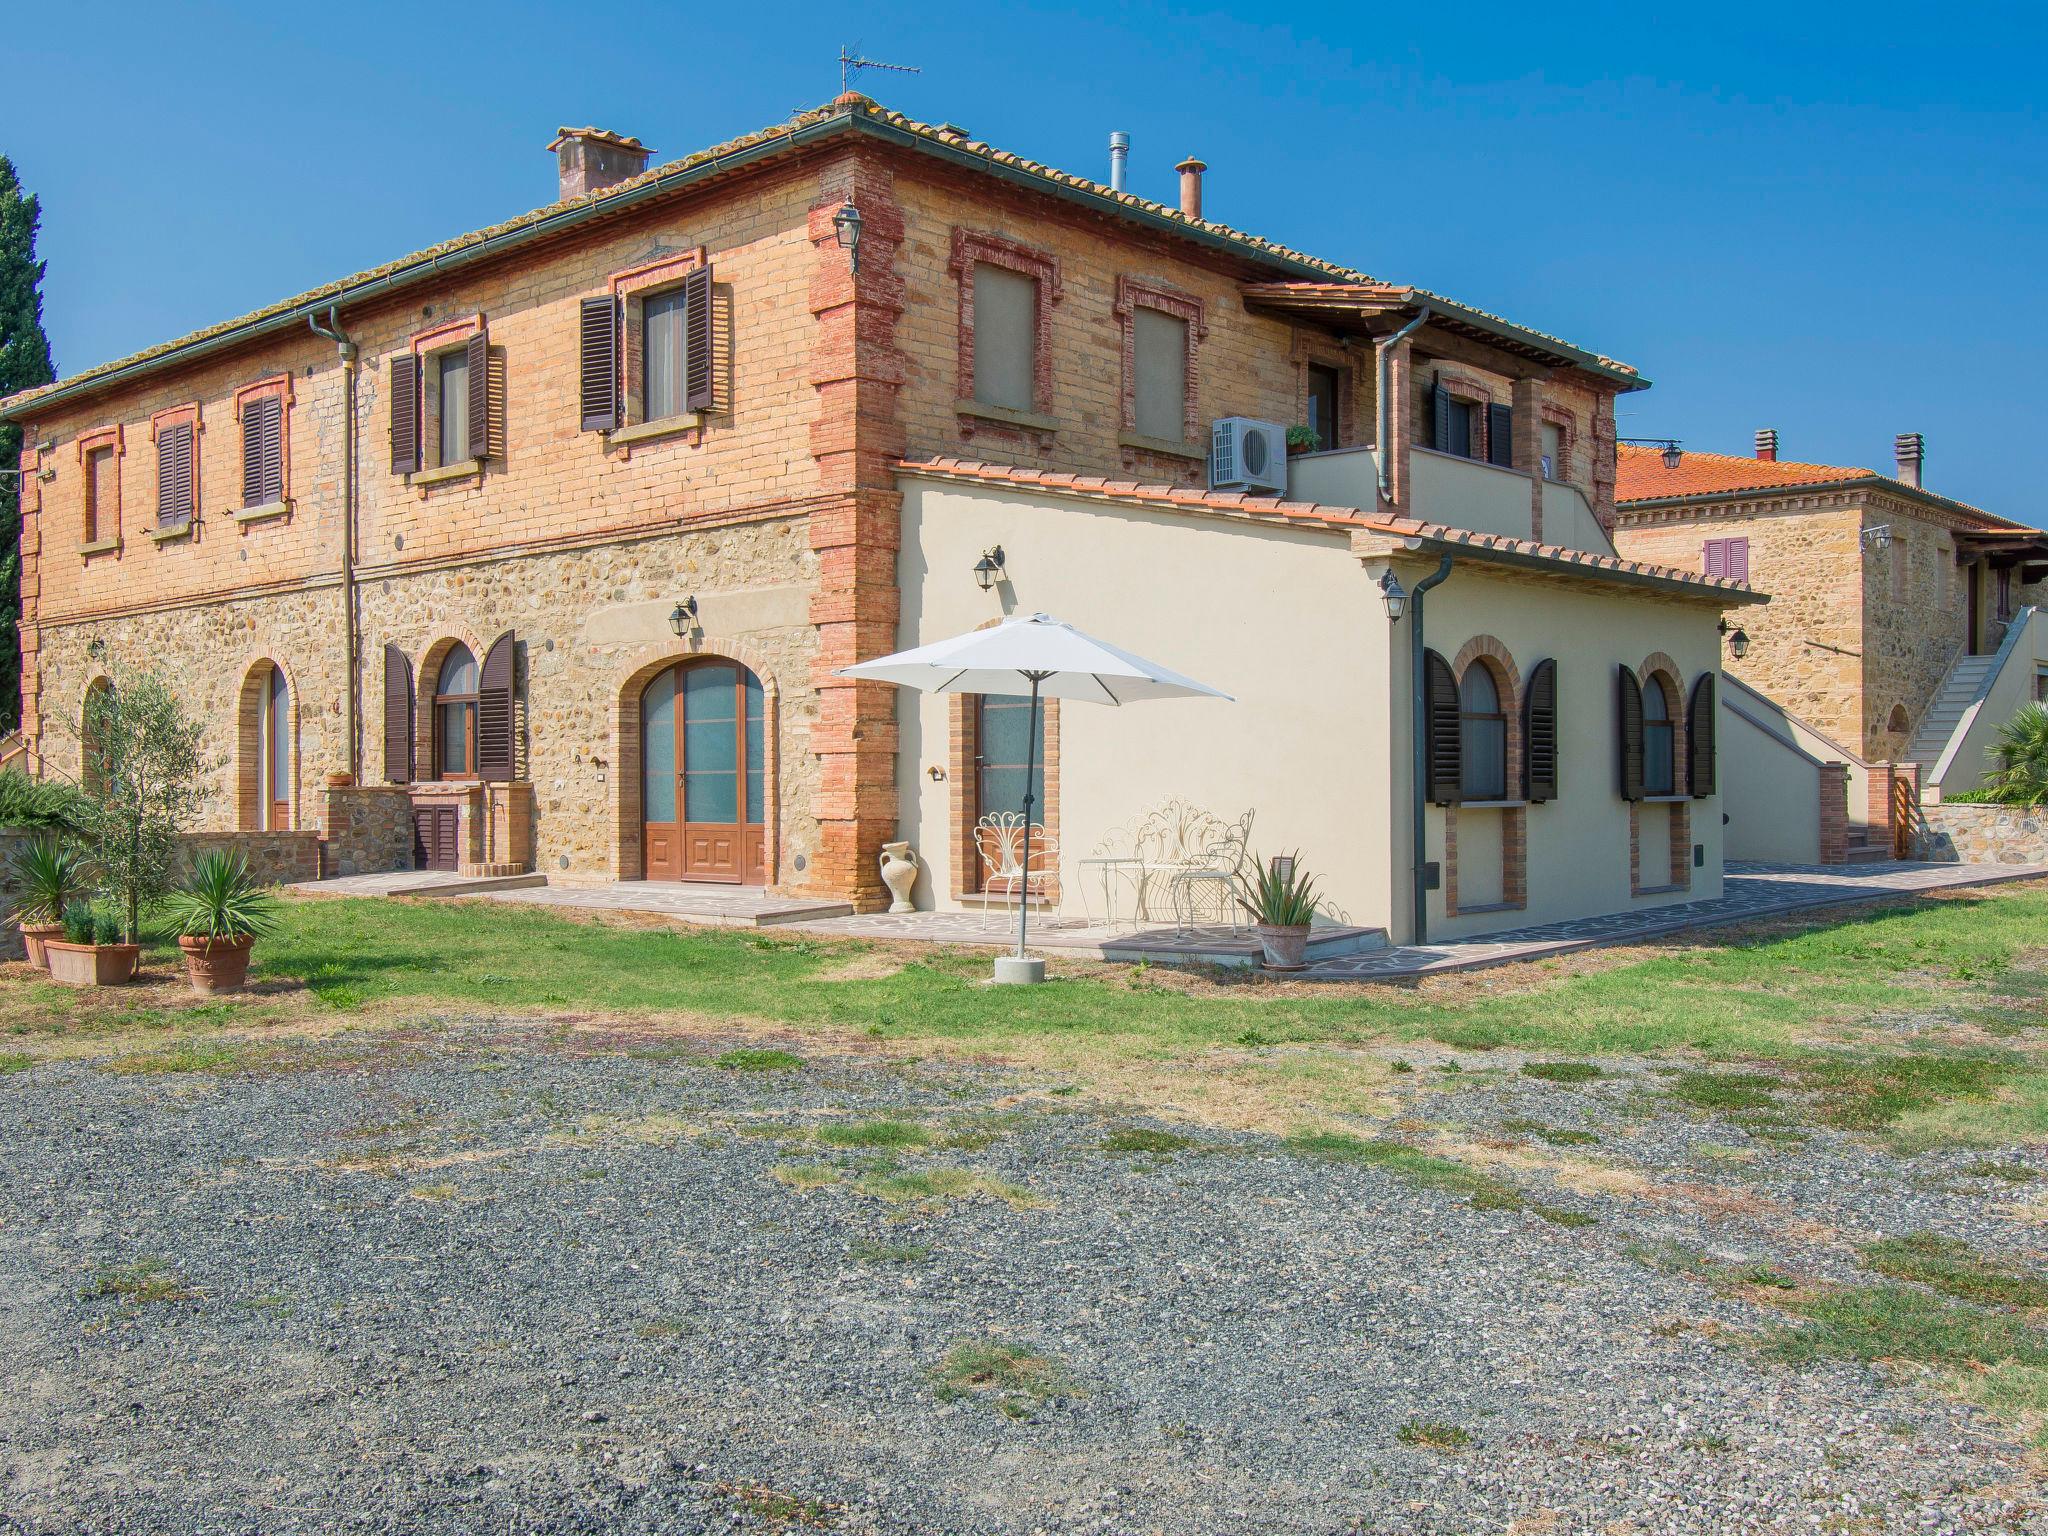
[407,312,488,482]
[75,424,122,557]
[234,656,299,832]
[232,373,294,513]
[148,402,202,533]
[609,246,708,443]
[1290,331,1360,450]
[950,228,1062,439]
[1114,274,1206,457]
[1442,634,1527,917]
[1538,402,1578,484]
[1419,368,1503,462]
[946,686,1062,904]
[1630,653,1692,896]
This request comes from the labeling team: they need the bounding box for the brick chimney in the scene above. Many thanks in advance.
[1754,428,1778,462]
[548,127,651,201]
[1895,431,1925,489]
[1175,156,1206,219]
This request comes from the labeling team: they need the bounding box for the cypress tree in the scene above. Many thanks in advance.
[0,156,56,735]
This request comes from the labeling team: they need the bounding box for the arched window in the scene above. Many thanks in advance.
[435,643,479,779]
[1887,703,1910,736]
[81,678,114,798]
[240,662,293,830]
[1458,666,1507,801]
[1643,676,1676,795]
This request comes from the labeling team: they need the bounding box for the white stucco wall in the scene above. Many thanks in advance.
[1720,703,1824,864]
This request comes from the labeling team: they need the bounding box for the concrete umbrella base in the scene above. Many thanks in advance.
[993,955,1047,986]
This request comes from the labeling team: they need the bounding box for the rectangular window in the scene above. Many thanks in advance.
[1703,538,1750,582]
[1305,364,1341,451]
[1132,306,1189,442]
[972,262,1038,412]
[974,693,1045,824]
[642,286,689,422]
[1443,399,1474,458]
[84,445,114,544]
[1541,422,1564,480]
[241,393,284,507]
[437,349,471,468]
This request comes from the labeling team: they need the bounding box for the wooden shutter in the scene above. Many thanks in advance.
[156,422,193,525]
[466,329,491,461]
[389,354,420,473]
[1487,403,1514,468]
[477,630,516,781]
[1524,657,1559,803]
[382,644,414,785]
[1617,665,1645,801]
[1424,648,1461,805]
[1429,382,1452,453]
[683,265,715,413]
[242,394,282,506]
[1703,539,1725,579]
[579,296,619,431]
[1688,673,1717,798]
[1725,538,1750,583]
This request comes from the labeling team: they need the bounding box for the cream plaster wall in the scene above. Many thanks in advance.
[1720,703,1824,864]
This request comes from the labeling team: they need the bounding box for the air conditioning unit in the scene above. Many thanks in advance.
[1210,417,1289,494]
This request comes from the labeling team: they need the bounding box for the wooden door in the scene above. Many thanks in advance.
[412,805,459,872]
[641,660,766,884]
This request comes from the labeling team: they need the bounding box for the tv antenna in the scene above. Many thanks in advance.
[839,45,920,95]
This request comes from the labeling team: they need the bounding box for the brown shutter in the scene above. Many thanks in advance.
[1424,648,1461,805]
[1429,382,1451,452]
[579,295,619,431]
[1524,657,1559,803]
[382,644,414,784]
[683,264,714,413]
[243,395,282,506]
[1487,403,1514,468]
[157,422,193,525]
[1617,666,1645,801]
[389,354,420,474]
[260,395,283,502]
[466,328,491,461]
[477,630,516,781]
[1688,673,1717,798]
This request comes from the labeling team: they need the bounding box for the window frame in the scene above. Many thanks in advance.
[1641,674,1677,797]
[403,312,487,485]
[76,424,123,558]
[232,374,294,518]
[606,247,711,445]
[950,229,1062,435]
[1457,664,1509,802]
[433,642,481,782]
[1114,274,1206,457]
[147,402,201,540]
[1423,370,1501,464]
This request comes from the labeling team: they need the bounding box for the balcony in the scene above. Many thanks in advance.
[1285,444,1614,556]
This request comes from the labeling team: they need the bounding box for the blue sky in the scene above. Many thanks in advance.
[8,1,2045,515]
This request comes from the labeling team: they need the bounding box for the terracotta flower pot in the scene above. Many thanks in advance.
[19,921,65,970]
[45,940,141,987]
[1254,923,1311,971]
[325,771,355,788]
[178,935,255,995]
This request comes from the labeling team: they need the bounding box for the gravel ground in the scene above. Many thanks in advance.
[0,1023,2041,1535]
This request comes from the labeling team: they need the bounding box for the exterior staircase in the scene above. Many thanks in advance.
[1905,654,1999,776]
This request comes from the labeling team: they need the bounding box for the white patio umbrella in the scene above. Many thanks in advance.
[839,612,1233,982]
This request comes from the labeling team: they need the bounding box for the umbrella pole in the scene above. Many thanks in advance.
[1016,672,1046,961]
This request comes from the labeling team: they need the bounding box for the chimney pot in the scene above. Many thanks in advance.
[1754,428,1778,462]
[1175,155,1206,220]
[1109,131,1130,194]
[1895,431,1925,489]
[548,126,652,201]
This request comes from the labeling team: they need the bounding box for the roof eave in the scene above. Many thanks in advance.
[1617,474,2034,531]
[1401,530,1766,604]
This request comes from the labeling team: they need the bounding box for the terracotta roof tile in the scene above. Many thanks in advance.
[1615,444,2028,530]
[898,455,1759,602]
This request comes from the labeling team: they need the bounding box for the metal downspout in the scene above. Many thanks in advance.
[1408,555,1455,945]
[1374,305,1431,504]
[307,307,361,784]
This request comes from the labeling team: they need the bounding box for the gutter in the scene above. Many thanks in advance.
[1373,305,1430,504]
[1617,477,2037,533]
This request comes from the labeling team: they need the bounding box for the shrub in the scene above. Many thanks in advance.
[1235,852,1322,927]
[59,900,121,947]
[162,850,279,941]
[1979,703,2048,807]
[8,834,91,924]
[0,769,92,834]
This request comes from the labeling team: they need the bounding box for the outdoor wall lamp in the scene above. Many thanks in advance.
[1862,524,1893,551]
[1377,569,1409,623]
[832,202,864,274]
[974,546,1006,592]
[667,596,699,637]
[1620,436,1684,470]
[1719,618,1751,660]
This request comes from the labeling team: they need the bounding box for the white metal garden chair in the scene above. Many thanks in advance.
[1164,808,1256,936]
[974,812,1061,932]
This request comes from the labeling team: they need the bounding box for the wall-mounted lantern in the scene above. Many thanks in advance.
[832,202,864,274]
[668,596,699,637]
[1719,618,1751,660]
[1620,436,1684,470]
[1377,569,1409,623]
[973,546,1006,592]
[1861,524,1893,552]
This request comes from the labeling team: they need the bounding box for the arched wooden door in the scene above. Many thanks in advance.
[641,659,766,883]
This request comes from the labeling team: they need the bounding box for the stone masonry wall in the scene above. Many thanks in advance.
[320,785,414,877]
[1912,802,2048,864]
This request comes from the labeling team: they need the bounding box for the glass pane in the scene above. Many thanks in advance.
[976,693,1044,818]
[1306,367,1339,449]
[267,669,289,813]
[1642,680,1669,722]
[1445,402,1473,459]
[1458,667,1498,713]
[440,701,473,776]
[744,671,764,824]
[643,288,685,421]
[1644,724,1675,795]
[439,351,470,465]
[686,769,738,823]
[1133,307,1188,442]
[683,665,738,821]
[1460,717,1506,800]
[439,644,478,697]
[972,263,1037,411]
[641,669,676,823]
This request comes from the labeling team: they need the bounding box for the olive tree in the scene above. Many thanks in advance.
[75,670,214,943]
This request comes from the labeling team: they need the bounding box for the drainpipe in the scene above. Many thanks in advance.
[307,306,362,784]
[1374,305,1431,504]
[1407,554,1455,945]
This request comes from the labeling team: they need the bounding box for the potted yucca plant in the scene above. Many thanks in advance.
[45,900,139,987]
[1235,851,1323,971]
[163,851,279,995]
[9,835,92,969]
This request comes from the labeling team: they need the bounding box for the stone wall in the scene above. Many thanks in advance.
[320,784,414,877]
[1912,801,2048,864]
[173,832,321,886]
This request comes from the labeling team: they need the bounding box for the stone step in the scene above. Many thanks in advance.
[1100,923,1389,971]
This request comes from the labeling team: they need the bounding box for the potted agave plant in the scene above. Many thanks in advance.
[9,835,92,969]
[163,851,280,996]
[45,900,140,987]
[1236,852,1323,971]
